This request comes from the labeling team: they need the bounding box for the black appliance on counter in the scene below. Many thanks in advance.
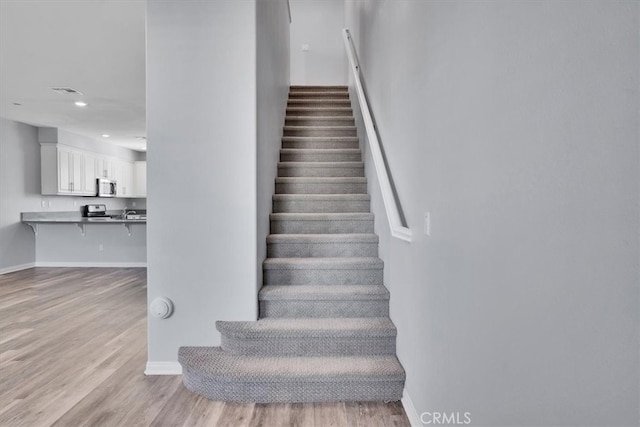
[83,204,108,218]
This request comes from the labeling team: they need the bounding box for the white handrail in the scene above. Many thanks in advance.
[342,29,412,242]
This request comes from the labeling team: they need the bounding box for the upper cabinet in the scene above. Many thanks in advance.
[40,143,145,198]
[114,159,134,197]
[42,144,93,196]
[132,161,147,197]
[96,157,115,180]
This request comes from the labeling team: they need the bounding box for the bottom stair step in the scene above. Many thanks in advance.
[217,317,397,356]
[178,347,405,403]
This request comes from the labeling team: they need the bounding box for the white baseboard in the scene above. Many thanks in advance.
[402,389,422,427]
[145,361,182,376]
[35,261,147,268]
[0,262,36,275]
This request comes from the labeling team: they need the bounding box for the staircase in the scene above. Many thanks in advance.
[178,86,405,403]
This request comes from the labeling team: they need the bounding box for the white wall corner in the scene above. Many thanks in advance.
[145,361,182,376]
[0,262,36,275]
[402,389,423,427]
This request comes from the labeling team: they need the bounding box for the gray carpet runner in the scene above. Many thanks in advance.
[179,85,405,403]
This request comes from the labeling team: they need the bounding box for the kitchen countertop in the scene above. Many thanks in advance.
[21,211,147,224]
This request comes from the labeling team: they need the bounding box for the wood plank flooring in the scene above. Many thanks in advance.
[0,267,410,427]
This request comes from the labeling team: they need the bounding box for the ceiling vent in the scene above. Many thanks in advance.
[50,87,83,95]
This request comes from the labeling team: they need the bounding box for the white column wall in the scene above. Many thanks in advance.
[146,0,258,364]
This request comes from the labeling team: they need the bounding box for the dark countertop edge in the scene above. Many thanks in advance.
[21,211,146,224]
[21,218,146,224]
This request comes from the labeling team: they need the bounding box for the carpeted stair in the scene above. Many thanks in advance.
[179,85,405,403]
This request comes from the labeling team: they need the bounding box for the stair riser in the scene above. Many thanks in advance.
[263,269,383,286]
[290,86,348,92]
[182,370,403,403]
[276,182,366,194]
[260,300,389,318]
[286,109,353,117]
[282,140,359,149]
[271,218,375,234]
[285,118,355,127]
[288,100,352,108]
[289,92,349,99]
[268,241,378,258]
[278,165,364,177]
[284,128,357,137]
[273,199,370,214]
[280,152,361,162]
[220,335,395,357]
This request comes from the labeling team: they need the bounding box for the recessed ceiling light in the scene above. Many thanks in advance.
[102,134,110,138]
[74,101,88,107]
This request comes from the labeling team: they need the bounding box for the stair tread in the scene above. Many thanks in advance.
[286,115,353,118]
[282,136,358,141]
[267,233,378,244]
[217,317,396,338]
[278,161,363,167]
[259,285,390,300]
[270,212,373,220]
[288,100,351,103]
[284,125,356,129]
[280,149,360,153]
[290,91,349,95]
[263,257,382,270]
[276,177,366,183]
[179,347,404,382]
[280,148,362,154]
[290,85,348,90]
[273,194,370,200]
[286,107,352,111]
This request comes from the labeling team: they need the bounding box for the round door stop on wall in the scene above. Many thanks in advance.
[150,297,174,319]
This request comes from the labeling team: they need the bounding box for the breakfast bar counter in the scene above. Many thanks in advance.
[21,211,146,236]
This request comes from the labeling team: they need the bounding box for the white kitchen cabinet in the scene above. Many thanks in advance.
[41,143,139,198]
[83,152,99,196]
[133,161,147,197]
[41,144,90,195]
[114,160,134,197]
[96,158,115,179]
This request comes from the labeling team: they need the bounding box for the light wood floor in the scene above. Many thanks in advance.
[0,267,410,427]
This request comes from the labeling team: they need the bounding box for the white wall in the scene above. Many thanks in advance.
[147,0,259,364]
[256,0,290,291]
[0,118,41,272]
[345,1,639,425]
[290,0,346,85]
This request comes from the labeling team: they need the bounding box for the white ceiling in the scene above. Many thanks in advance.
[0,0,146,152]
